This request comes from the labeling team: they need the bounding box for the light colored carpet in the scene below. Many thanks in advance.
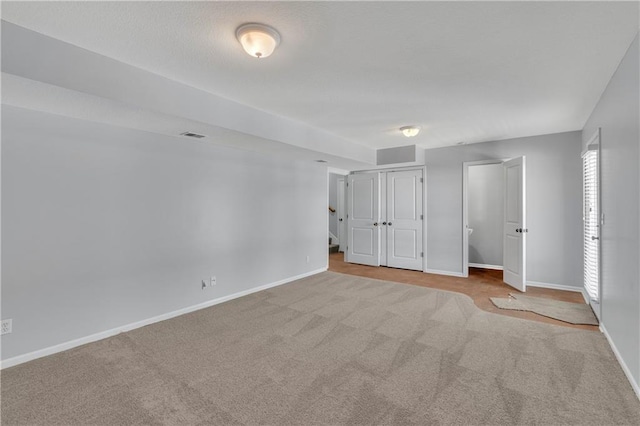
[490,293,599,325]
[2,272,638,425]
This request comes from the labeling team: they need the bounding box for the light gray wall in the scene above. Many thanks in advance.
[468,164,504,267]
[582,34,639,386]
[377,145,416,165]
[1,106,328,361]
[328,173,339,239]
[425,131,583,287]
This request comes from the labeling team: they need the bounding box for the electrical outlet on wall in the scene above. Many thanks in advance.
[1,319,12,335]
[210,276,216,286]
[306,255,310,263]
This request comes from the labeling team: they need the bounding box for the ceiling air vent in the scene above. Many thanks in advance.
[180,131,206,139]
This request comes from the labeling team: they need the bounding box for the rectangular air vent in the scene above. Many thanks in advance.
[180,131,206,139]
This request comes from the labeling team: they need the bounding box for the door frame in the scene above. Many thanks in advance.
[336,177,347,253]
[462,159,509,278]
[349,165,427,272]
[327,167,350,266]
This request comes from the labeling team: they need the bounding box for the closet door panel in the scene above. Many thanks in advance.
[386,170,423,271]
[346,172,380,266]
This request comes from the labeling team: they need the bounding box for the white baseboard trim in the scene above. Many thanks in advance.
[469,263,503,271]
[600,323,640,401]
[527,280,588,302]
[425,269,465,277]
[329,231,339,246]
[0,268,327,370]
[580,289,590,304]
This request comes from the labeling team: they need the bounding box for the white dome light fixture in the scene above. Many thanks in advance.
[236,23,281,59]
[400,126,421,138]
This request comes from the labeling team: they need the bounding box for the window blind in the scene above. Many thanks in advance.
[583,150,599,302]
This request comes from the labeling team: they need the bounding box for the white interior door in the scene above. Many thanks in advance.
[583,131,600,318]
[347,173,380,266]
[386,170,423,270]
[337,178,346,253]
[503,157,526,291]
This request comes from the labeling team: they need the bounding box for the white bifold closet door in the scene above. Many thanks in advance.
[382,170,423,270]
[347,169,423,271]
[347,172,380,266]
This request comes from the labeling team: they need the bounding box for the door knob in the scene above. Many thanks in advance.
[339,218,343,222]
[591,236,600,240]
[373,222,378,226]
[516,228,521,233]
[382,222,387,225]
[388,222,392,226]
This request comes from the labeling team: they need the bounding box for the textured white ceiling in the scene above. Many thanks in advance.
[2,1,639,149]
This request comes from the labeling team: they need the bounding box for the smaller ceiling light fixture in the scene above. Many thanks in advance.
[400,126,421,138]
[236,23,281,58]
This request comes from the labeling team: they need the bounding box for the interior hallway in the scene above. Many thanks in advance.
[329,252,597,331]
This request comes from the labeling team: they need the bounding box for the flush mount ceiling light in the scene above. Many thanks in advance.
[236,23,281,58]
[400,126,421,138]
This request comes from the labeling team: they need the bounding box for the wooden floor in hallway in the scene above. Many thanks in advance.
[329,252,598,331]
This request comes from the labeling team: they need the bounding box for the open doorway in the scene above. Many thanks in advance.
[328,172,347,253]
[463,158,527,291]
[467,162,504,270]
